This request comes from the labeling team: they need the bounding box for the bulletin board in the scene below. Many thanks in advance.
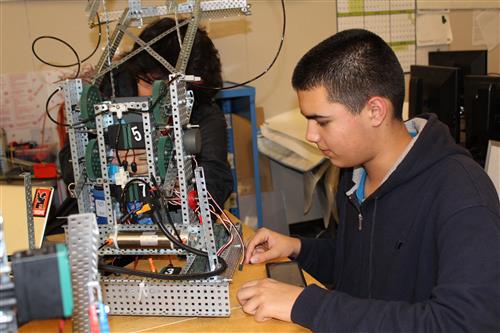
[0,70,64,145]
[336,0,416,72]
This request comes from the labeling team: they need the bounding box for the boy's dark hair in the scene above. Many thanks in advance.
[124,17,222,104]
[292,29,405,120]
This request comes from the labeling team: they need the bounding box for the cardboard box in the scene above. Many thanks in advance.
[232,107,273,196]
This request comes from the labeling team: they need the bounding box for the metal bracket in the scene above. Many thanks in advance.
[194,167,218,271]
[22,172,35,250]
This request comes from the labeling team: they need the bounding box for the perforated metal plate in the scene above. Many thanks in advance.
[66,213,100,333]
[103,278,230,317]
[101,229,242,317]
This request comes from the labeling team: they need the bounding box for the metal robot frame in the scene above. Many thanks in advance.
[63,0,250,324]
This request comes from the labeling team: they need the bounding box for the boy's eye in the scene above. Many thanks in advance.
[316,120,330,127]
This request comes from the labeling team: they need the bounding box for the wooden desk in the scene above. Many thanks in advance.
[19,225,316,333]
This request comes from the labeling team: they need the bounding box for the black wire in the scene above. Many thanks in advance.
[154,211,207,257]
[115,121,123,167]
[119,178,152,213]
[39,12,102,128]
[164,207,183,244]
[196,0,287,91]
[31,13,102,76]
[98,255,227,280]
[147,178,183,244]
[100,186,229,280]
[45,88,68,127]
[117,210,133,224]
[98,240,110,250]
[131,180,215,258]
[156,203,187,248]
[45,88,90,129]
[32,36,81,79]
[43,3,284,126]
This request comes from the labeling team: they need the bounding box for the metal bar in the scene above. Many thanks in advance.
[92,20,189,82]
[95,114,114,224]
[122,29,176,74]
[194,167,218,271]
[93,8,131,86]
[175,0,201,73]
[85,0,100,26]
[63,79,91,214]
[22,172,35,250]
[100,0,249,23]
[170,78,193,226]
[140,112,160,182]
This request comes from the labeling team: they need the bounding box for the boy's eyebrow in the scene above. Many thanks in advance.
[303,114,331,120]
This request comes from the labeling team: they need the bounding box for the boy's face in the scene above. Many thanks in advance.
[298,85,374,168]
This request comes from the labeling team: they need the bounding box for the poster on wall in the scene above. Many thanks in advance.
[336,0,416,72]
[0,70,64,145]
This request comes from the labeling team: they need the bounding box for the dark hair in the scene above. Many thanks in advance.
[292,29,405,120]
[124,17,222,104]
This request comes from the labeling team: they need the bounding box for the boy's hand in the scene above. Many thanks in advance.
[237,278,303,322]
[244,228,301,264]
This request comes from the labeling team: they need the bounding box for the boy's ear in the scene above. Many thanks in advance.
[366,96,390,127]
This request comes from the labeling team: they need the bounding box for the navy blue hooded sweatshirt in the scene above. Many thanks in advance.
[291,114,500,332]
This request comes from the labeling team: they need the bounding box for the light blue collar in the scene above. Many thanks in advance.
[355,130,418,203]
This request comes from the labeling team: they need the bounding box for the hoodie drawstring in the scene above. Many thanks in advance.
[335,197,350,291]
[368,197,378,299]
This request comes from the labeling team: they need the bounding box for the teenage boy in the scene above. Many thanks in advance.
[237,29,500,332]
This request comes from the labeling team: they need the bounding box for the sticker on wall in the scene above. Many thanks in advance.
[32,188,53,217]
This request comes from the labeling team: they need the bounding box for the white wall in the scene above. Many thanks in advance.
[1,1,499,121]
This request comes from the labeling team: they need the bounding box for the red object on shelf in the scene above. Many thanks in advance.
[33,163,57,179]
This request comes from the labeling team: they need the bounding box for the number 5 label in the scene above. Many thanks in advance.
[131,126,142,142]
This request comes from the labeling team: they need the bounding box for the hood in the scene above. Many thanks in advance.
[371,113,472,199]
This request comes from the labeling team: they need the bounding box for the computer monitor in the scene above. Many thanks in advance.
[463,75,500,166]
[409,65,460,142]
[429,50,488,99]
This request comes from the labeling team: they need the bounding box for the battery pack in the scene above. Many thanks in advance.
[11,243,73,325]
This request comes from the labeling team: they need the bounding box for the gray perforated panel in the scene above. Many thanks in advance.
[101,225,242,316]
[103,279,230,316]
[67,213,100,333]
[100,0,249,22]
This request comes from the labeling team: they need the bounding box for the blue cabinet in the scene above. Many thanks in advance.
[215,83,263,227]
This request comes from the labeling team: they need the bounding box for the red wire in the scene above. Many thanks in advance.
[58,319,65,333]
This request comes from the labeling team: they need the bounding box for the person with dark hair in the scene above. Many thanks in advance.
[60,17,232,207]
[102,17,223,106]
[237,29,500,332]
[102,17,232,206]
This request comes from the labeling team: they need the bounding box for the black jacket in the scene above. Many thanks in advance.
[291,114,500,332]
[189,101,233,206]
